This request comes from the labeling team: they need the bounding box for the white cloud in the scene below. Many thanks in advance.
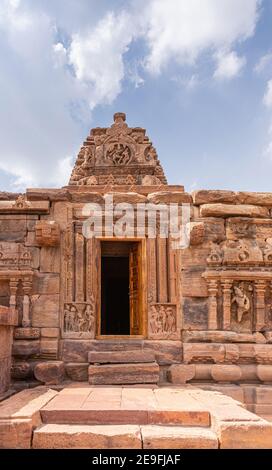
[255,52,272,73]
[142,0,260,74]
[263,80,272,107]
[67,11,134,109]
[53,42,67,68]
[214,51,246,80]
[0,0,262,190]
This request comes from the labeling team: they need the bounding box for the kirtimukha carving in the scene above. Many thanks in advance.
[12,194,30,209]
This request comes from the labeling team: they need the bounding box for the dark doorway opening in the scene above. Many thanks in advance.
[101,255,130,335]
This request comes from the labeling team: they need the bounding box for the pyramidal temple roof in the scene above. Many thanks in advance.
[69,112,167,186]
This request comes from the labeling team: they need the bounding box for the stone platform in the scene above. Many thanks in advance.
[1,385,272,449]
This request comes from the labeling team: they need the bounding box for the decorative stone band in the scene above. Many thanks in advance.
[0,199,49,214]
[168,363,272,385]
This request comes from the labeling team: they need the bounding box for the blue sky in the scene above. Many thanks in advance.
[0,0,272,192]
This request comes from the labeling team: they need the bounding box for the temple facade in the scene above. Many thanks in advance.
[1,112,272,391]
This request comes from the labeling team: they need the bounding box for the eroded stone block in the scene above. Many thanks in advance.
[34,361,65,385]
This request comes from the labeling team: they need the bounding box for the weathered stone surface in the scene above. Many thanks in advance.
[34,361,65,385]
[32,273,60,295]
[35,220,60,246]
[187,222,205,245]
[201,218,226,242]
[182,330,266,344]
[88,351,155,364]
[183,344,225,364]
[0,387,58,448]
[65,363,89,381]
[61,340,182,365]
[14,327,40,340]
[192,190,237,205]
[182,298,208,329]
[211,365,242,383]
[12,340,40,358]
[26,188,70,202]
[104,192,147,204]
[254,345,272,364]
[11,361,32,380]
[89,363,159,385]
[40,339,58,357]
[194,364,212,381]
[0,419,33,448]
[0,191,20,201]
[70,192,104,203]
[200,203,269,218]
[218,421,272,449]
[0,386,54,418]
[41,327,60,338]
[40,386,210,427]
[0,306,18,326]
[0,356,11,394]
[143,341,182,365]
[0,218,26,242]
[237,192,272,206]
[31,294,59,327]
[168,364,195,384]
[181,269,208,297]
[255,387,272,404]
[61,340,96,362]
[264,332,272,344]
[40,247,60,273]
[33,424,142,449]
[141,425,218,449]
[147,191,192,204]
[257,365,272,383]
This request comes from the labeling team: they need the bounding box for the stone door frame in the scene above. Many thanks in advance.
[96,236,147,339]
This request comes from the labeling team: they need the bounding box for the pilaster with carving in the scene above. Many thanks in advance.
[207,280,218,330]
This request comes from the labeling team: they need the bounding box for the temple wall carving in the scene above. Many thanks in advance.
[1,115,272,388]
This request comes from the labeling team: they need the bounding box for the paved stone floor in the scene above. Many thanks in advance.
[1,385,272,449]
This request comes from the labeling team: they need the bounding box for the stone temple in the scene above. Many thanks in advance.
[1,113,272,448]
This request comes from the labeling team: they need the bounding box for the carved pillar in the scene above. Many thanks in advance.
[22,276,32,327]
[168,237,177,303]
[156,237,168,303]
[75,222,85,302]
[9,277,19,311]
[207,280,218,330]
[255,280,266,331]
[222,280,233,330]
[65,223,74,303]
[147,238,157,303]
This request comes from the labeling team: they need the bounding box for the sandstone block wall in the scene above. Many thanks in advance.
[1,188,272,387]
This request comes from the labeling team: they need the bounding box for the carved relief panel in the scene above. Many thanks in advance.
[61,220,98,339]
[230,281,253,333]
[148,303,179,339]
[63,298,95,339]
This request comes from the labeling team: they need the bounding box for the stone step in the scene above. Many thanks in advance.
[88,362,159,385]
[88,351,155,364]
[40,387,210,426]
[33,424,218,449]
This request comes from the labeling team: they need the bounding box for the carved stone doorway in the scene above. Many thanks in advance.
[98,240,146,338]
